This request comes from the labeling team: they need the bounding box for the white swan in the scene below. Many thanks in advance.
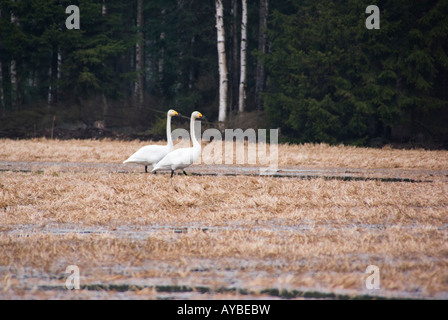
[152,111,203,177]
[123,109,179,172]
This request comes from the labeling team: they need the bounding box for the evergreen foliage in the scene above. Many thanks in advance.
[264,0,448,146]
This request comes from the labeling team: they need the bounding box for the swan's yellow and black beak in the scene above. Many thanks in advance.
[198,113,203,118]
[174,111,179,116]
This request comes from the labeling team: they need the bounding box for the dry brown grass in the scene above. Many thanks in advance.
[277,143,448,170]
[1,157,448,299]
[1,138,448,170]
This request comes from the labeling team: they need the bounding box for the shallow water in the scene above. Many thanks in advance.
[1,160,446,182]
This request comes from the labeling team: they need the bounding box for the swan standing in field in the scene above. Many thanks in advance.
[152,111,203,178]
[123,109,179,172]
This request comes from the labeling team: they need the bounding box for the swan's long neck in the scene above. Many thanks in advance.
[166,114,173,148]
[190,116,200,148]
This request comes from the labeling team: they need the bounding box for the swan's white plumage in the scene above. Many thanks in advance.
[152,111,203,177]
[123,109,178,171]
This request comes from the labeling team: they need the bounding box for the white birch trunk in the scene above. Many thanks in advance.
[230,0,239,116]
[158,9,166,83]
[0,9,2,111]
[47,65,52,106]
[57,50,61,80]
[102,0,107,16]
[10,62,16,94]
[158,32,165,80]
[0,61,3,112]
[48,45,60,106]
[215,0,228,123]
[134,0,144,109]
[101,0,108,126]
[10,9,18,110]
[255,0,268,110]
[238,0,247,113]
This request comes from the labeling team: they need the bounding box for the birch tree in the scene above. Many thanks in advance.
[230,0,239,114]
[101,0,108,127]
[102,0,107,15]
[215,0,227,123]
[238,0,247,113]
[156,8,166,86]
[134,0,144,109]
[10,8,20,111]
[0,61,3,114]
[0,9,3,112]
[0,6,14,112]
[255,0,268,110]
[47,45,60,106]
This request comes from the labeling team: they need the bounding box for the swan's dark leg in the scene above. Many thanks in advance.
[183,170,188,176]
[171,170,174,178]
[145,165,148,173]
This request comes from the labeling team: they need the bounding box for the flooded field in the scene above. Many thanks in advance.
[1,139,447,299]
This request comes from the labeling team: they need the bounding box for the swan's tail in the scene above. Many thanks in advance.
[123,158,139,164]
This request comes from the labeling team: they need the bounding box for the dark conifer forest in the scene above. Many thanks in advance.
[1,0,447,148]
